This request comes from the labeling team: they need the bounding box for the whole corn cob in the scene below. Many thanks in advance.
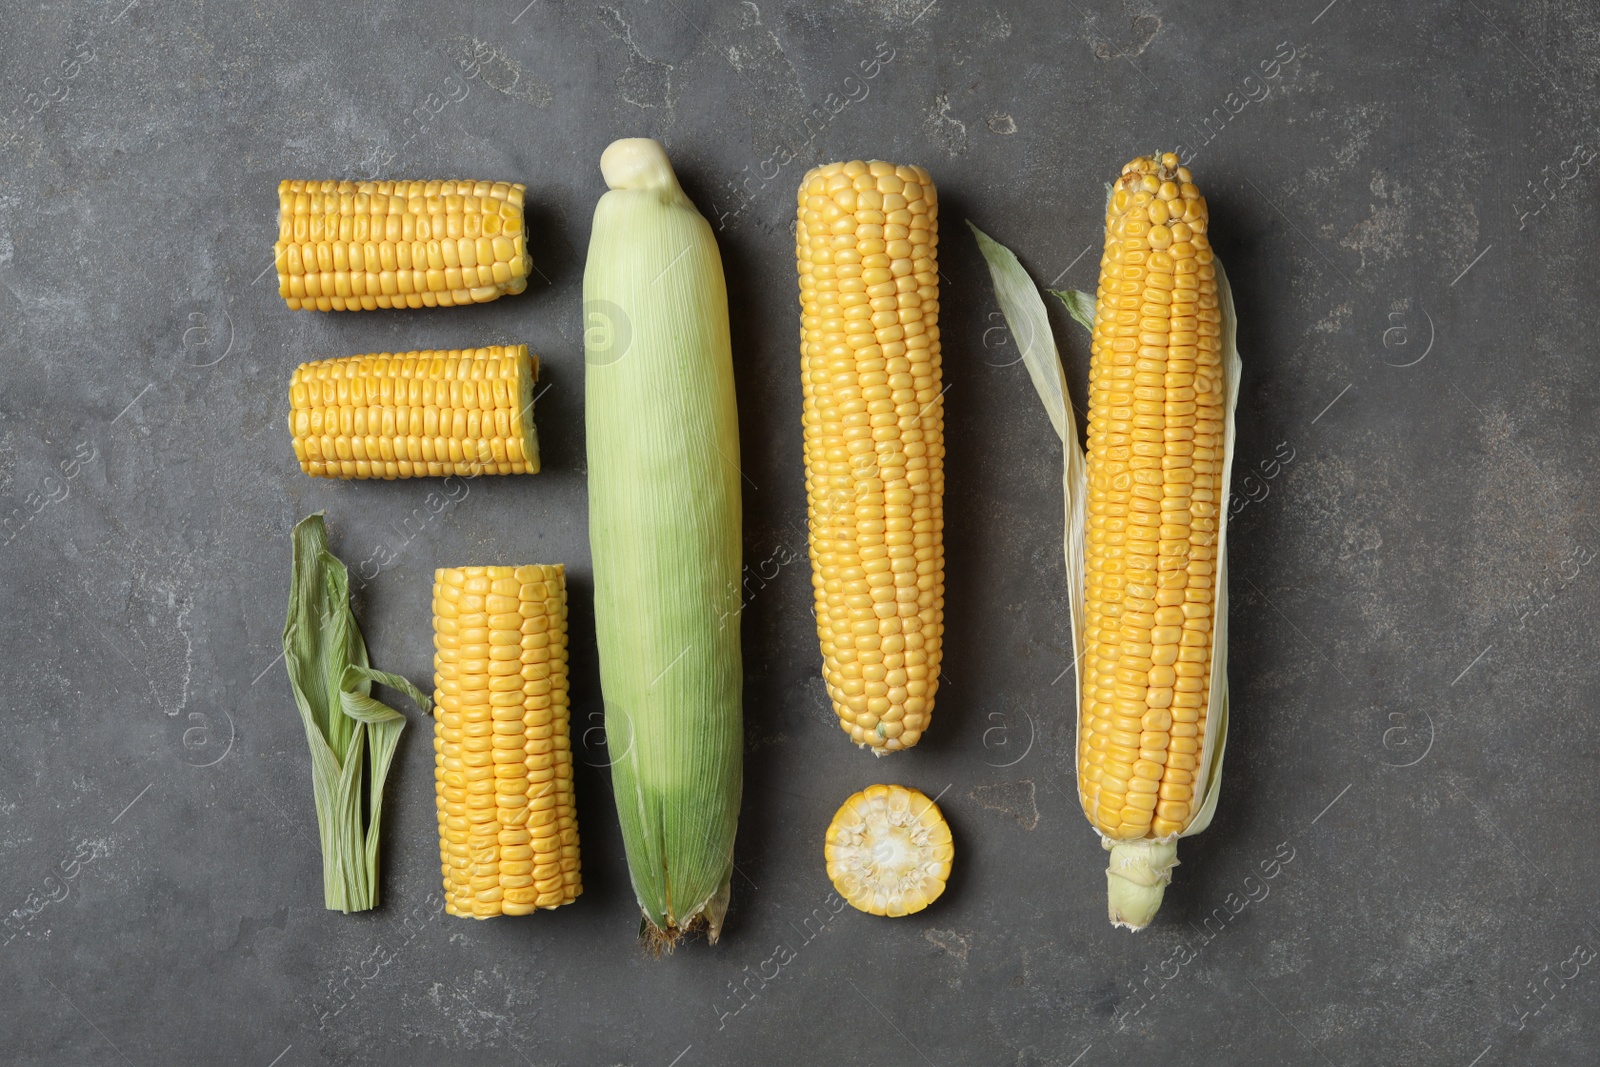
[275,179,531,311]
[796,160,945,755]
[1079,154,1223,911]
[432,565,580,917]
[287,345,539,479]
[968,158,1237,931]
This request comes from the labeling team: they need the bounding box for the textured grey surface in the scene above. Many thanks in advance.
[2,0,1598,1064]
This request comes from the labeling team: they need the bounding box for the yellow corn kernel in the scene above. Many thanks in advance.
[433,565,580,918]
[824,784,953,916]
[1079,154,1221,842]
[796,160,945,755]
[287,345,540,479]
[275,179,530,311]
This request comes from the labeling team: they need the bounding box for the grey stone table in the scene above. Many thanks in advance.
[3,1,1597,1064]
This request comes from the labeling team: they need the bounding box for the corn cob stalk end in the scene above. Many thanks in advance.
[1103,837,1178,931]
[639,873,733,955]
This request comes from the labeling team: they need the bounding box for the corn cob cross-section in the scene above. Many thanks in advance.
[796,160,945,755]
[432,565,580,918]
[825,783,954,917]
[288,345,539,479]
[275,179,531,311]
[1079,153,1223,844]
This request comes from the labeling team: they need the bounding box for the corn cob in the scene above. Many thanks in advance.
[287,345,539,479]
[796,160,945,755]
[824,783,953,917]
[432,565,580,918]
[275,179,531,311]
[1079,154,1222,843]
[584,139,744,947]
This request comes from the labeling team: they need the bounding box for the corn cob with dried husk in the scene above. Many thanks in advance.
[583,138,743,948]
[796,160,945,755]
[431,565,580,918]
[1077,154,1232,928]
[275,179,530,311]
[287,345,539,479]
[970,152,1240,931]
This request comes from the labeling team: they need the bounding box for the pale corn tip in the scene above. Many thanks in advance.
[795,160,945,754]
[274,179,532,311]
[1079,154,1222,843]
[432,564,581,918]
[824,784,953,916]
[286,345,541,480]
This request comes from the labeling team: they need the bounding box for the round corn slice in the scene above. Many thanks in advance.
[824,784,953,916]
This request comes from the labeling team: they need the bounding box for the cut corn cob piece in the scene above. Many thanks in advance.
[432,565,580,918]
[1078,153,1222,848]
[824,784,953,916]
[287,345,539,479]
[796,160,945,755]
[275,179,531,311]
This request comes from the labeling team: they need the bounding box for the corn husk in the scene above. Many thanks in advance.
[282,513,432,913]
[584,138,744,948]
[968,222,1241,930]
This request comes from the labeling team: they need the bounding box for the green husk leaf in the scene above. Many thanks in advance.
[584,139,743,947]
[283,514,430,913]
[1047,289,1098,333]
[967,223,1076,444]
[967,220,1086,759]
[969,223,1242,929]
